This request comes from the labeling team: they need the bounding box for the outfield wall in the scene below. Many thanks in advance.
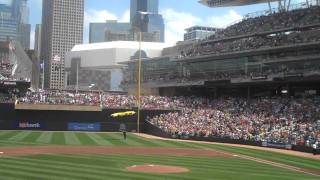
[15,104,102,111]
[0,103,172,132]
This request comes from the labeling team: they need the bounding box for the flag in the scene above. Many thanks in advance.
[53,55,61,63]
[9,43,15,51]
[39,63,44,70]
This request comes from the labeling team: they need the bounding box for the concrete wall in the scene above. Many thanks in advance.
[0,103,172,132]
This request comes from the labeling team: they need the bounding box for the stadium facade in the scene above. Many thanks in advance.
[199,0,279,7]
[0,41,38,91]
[124,3,320,97]
[184,26,221,41]
[65,41,170,92]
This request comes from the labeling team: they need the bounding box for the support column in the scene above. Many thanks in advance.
[278,0,282,11]
[214,88,219,99]
[287,0,291,11]
[268,1,272,12]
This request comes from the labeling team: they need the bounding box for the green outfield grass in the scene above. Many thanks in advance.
[0,130,319,180]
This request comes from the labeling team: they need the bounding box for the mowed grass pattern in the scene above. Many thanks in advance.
[0,130,319,180]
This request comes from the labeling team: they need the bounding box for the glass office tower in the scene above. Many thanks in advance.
[0,3,18,42]
[89,21,131,43]
[0,0,30,49]
[130,0,164,42]
[130,0,159,23]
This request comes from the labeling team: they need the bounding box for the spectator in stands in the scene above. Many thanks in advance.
[178,5,320,59]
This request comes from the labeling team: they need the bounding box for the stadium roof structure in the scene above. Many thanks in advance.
[199,0,279,7]
[71,41,171,52]
[185,26,221,32]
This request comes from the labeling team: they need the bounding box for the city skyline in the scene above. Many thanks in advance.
[21,0,308,47]
[89,0,164,43]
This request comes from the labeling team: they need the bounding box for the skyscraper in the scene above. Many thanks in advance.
[0,0,30,49]
[34,24,41,59]
[40,0,84,89]
[16,0,30,49]
[130,0,159,23]
[0,3,17,42]
[89,20,131,43]
[130,0,165,42]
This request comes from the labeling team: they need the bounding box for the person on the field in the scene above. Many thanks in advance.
[312,143,317,155]
[119,123,127,140]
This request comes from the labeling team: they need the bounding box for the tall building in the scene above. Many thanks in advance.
[34,24,42,88]
[130,0,159,23]
[34,24,41,59]
[89,20,131,43]
[132,12,164,42]
[0,0,30,49]
[0,4,17,42]
[40,0,84,89]
[130,0,165,42]
[17,23,30,49]
[184,26,220,41]
[16,0,30,49]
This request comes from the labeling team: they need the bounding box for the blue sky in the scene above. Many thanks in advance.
[27,0,305,48]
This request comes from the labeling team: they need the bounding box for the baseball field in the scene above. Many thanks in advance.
[0,131,319,180]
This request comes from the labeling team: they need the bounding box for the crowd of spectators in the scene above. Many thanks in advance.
[148,96,320,148]
[0,88,20,103]
[0,96,14,103]
[212,5,320,39]
[179,5,320,59]
[18,90,101,106]
[10,90,320,148]
[102,95,198,109]
[181,28,320,58]
[0,61,14,80]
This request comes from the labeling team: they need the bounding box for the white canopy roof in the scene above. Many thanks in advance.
[71,41,171,52]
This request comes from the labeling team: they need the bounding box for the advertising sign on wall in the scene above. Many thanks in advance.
[14,121,45,130]
[262,141,292,150]
[68,123,101,131]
